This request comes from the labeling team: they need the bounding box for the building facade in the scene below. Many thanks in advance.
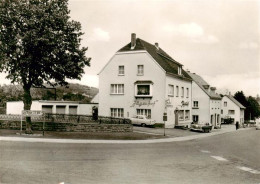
[187,72,222,128]
[6,100,98,115]
[99,33,192,128]
[221,95,245,125]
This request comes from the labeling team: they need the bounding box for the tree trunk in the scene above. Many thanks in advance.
[23,86,33,134]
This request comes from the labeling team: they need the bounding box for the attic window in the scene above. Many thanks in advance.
[178,66,182,75]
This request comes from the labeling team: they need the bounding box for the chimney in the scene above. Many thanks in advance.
[131,33,136,49]
[210,87,216,93]
[203,85,210,90]
[155,42,159,50]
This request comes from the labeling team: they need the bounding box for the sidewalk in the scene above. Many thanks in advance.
[0,124,250,144]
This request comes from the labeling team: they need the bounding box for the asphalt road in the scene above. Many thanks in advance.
[0,128,259,184]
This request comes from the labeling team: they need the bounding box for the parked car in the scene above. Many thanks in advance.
[256,121,260,130]
[190,122,212,133]
[130,115,156,127]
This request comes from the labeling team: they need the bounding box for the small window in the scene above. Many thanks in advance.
[224,101,227,107]
[137,65,144,75]
[228,110,235,115]
[111,108,124,118]
[186,88,189,98]
[221,110,223,114]
[118,65,124,75]
[193,101,198,108]
[168,85,174,96]
[181,87,184,97]
[111,84,124,94]
[137,109,151,119]
[176,86,179,97]
[193,115,199,122]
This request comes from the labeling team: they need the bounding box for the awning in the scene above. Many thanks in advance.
[134,80,154,84]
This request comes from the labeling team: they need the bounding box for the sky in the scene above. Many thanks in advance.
[0,0,259,97]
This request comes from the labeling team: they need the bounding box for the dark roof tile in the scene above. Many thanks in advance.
[118,38,192,81]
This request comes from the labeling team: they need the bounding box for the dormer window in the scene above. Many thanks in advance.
[178,66,182,75]
[135,81,153,97]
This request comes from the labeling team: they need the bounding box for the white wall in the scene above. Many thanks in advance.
[221,96,242,124]
[6,101,24,114]
[165,75,192,127]
[78,104,98,115]
[190,82,210,123]
[209,99,221,127]
[99,51,166,124]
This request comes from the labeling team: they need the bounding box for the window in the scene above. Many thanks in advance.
[168,85,174,96]
[135,84,152,97]
[137,65,144,75]
[111,84,124,94]
[221,110,223,114]
[137,109,151,119]
[111,108,124,118]
[118,65,124,75]
[186,88,189,98]
[176,86,179,97]
[181,87,184,97]
[224,101,227,107]
[193,101,199,108]
[193,115,199,122]
[179,110,184,121]
[228,110,235,115]
[185,110,190,120]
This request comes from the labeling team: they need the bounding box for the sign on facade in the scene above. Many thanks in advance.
[22,110,44,117]
[163,112,167,121]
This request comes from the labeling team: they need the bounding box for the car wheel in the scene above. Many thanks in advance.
[141,123,146,127]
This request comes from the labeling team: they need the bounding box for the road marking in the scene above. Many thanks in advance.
[200,150,211,153]
[237,166,260,174]
[133,131,163,136]
[211,156,228,161]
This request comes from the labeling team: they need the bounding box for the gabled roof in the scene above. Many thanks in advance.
[117,38,192,81]
[186,71,222,100]
[225,95,246,109]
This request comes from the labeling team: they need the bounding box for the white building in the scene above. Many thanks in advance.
[6,100,98,115]
[221,94,245,125]
[98,33,192,128]
[187,72,222,128]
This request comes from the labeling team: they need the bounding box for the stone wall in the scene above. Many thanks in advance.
[0,120,133,133]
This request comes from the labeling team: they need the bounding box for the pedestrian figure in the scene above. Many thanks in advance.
[235,121,239,130]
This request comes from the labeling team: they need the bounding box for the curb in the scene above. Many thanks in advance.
[0,128,249,144]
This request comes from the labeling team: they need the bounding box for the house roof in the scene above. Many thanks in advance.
[117,38,192,81]
[225,95,246,109]
[186,71,222,100]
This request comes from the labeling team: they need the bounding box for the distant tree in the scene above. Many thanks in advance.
[247,96,260,120]
[234,91,250,120]
[0,0,91,133]
[234,91,248,107]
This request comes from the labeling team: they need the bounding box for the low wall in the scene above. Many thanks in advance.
[0,120,133,133]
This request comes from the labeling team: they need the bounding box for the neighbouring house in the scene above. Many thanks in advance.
[221,94,245,125]
[6,100,98,115]
[186,71,222,128]
[98,33,192,128]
